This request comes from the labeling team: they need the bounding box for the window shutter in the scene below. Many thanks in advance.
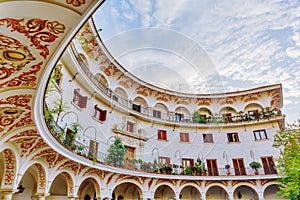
[180,133,184,142]
[100,110,107,121]
[73,89,80,102]
[79,95,88,108]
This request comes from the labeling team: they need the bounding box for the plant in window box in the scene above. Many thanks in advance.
[225,164,231,175]
[249,161,262,175]
[135,159,143,170]
[77,145,85,155]
[88,153,98,164]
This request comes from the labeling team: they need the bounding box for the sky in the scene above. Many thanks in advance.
[93,0,300,123]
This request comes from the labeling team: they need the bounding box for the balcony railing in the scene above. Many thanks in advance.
[70,43,283,127]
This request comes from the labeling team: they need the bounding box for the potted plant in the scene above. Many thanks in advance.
[77,145,85,155]
[225,164,231,175]
[249,161,262,175]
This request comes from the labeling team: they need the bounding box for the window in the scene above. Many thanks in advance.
[253,129,268,140]
[94,105,107,121]
[182,158,194,167]
[157,130,167,141]
[203,134,213,143]
[158,156,170,165]
[180,133,190,142]
[126,122,134,133]
[227,132,239,142]
[261,156,277,174]
[232,158,246,175]
[73,88,88,108]
[132,103,141,112]
[207,159,219,176]
[153,110,161,118]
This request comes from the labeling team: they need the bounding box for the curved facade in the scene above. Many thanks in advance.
[0,1,285,200]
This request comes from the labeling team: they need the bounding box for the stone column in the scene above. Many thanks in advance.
[0,189,16,200]
[227,191,234,200]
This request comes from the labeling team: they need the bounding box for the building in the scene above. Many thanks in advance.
[0,1,285,200]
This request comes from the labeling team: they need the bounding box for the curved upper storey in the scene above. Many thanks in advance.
[70,20,283,125]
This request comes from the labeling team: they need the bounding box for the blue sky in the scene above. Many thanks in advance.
[93,0,300,123]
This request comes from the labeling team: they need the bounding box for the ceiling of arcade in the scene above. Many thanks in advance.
[0,0,108,187]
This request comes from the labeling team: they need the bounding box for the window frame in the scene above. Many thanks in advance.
[94,104,107,122]
[227,132,240,143]
[126,122,134,133]
[253,129,268,140]
[180,132,190,143]
[203,133,214,143]
[153,109,161,118]
[157,130,167,141]
[158,156,170,165]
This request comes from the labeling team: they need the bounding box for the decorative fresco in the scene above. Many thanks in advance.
[0,34,36,78]
[66,0,86,7]
[196,98,212,106]
[241,92,262,103]
[6,129,47,157]
[136,85,154,97]
[35,163,46,190]
[154,91,172,102]
[0,18,65,59]
[3,149,15,185]
[0,94,33,136]
[217,96,237,105]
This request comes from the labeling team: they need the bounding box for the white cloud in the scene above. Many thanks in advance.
[94,0,300,122]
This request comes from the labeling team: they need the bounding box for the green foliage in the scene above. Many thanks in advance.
[273,121,300,200]
[193,110,206,123]
[225,164,231,169]
[249,161,262,170]
[105,138,127,167]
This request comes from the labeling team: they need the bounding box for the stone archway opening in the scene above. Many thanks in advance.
[154,185,175,200]
[48,173,68,199]
[206,186,228,200]
[112,182,141,200]
[234,185,258,200]
[78,178,97,200]
[180,185,201,200]
[264,184,285,200]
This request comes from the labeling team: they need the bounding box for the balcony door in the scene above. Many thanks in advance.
[206,159,219,176]
[232,158,246,175]
[261,156,277,174]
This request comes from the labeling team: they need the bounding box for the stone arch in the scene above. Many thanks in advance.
[61,171,75,196]
[219,105,238,115]
[95,72,109,88]
[77,177,100,200]
[198,107,213,116]
[12,163,46,199]
[206,184,228,200]
[263,183,284,200]
[114,87,128,100]
[111,181,142,200]
[153,183,176,200]
[244,102,264,113]
[174,106,190,122]
[179,184,201,200]
[48,172,70,198]
[133,96,148,107]
[1,149,16,188]
[233,184,259,200]
[153,102,169,119]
